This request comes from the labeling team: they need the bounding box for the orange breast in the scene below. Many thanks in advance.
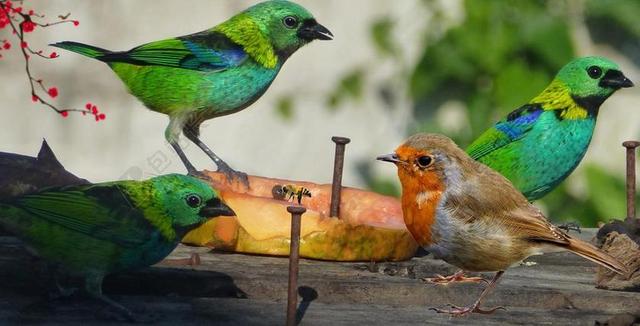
[398,169,443,247]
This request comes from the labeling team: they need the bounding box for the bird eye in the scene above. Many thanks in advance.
[283,16,298,29]
[417,156,433,168]
[185,194,202,208]
[587,66,602,79]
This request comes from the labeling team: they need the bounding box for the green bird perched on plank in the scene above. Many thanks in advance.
[0,174,235,321]
[467,57,633,201]
[51,0,333,185]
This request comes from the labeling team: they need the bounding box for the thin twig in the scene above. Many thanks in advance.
[0,0,102,119]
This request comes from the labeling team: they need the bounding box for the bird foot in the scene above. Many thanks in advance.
[217,164,250,188]
[187,170,213,182]
[161,253,201,267]
[557,222,581,234]
[422,271,489,285]
[430,303,505,316]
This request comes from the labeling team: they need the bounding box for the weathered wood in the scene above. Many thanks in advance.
[0,230,638,325]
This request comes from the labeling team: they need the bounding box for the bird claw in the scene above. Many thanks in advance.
[557,222,581,233]
[217,164,250,189]
[422,271,489,285]
[430,303,505,316]
[187,170,213,182]
[161,253,201,267]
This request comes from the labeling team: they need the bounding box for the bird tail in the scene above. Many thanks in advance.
[50,41,111,60]
[566,237,628,276]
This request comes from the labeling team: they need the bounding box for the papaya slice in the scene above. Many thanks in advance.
[182,171,418,261]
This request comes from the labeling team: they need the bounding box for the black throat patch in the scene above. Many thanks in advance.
[571,95,607,118]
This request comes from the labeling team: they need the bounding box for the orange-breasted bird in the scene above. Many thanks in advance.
[377,133,628,315]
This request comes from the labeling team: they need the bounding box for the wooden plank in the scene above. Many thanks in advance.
[0,230,638,324]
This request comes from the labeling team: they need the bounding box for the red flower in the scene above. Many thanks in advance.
[85,102,92,110]
[21,21,35,33]
[47,87,58,98]
[0,14,7,29]
[98,113,106,120]
[61,111,69,118]
[72,20,79,26]
[91,105,98,114]
[2,41,9,50]
[31,95,39,102]
[49,52,58,58]
[28,10,34,16]
[20,41,27,48]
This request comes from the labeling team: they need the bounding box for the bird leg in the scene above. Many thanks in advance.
[85,274,136,322]
[422,270,489,285]
[168,140,200,175]
[183,127,249,187]
[430,271,506,316]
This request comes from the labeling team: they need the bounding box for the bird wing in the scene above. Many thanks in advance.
[467,104,544,160]
[498,206,570,245]
[100,31,247,71]
[3,183,157,248]
[452,161,570,246]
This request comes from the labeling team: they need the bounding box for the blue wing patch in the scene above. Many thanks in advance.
[181,40,247,70]
[496,108,542,140]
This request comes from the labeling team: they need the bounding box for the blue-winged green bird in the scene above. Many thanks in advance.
[51,1,332,185]
[467,57,633,201]
[0,174,234,320]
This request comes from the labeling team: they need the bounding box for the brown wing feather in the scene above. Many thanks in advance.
[450,156,626,275]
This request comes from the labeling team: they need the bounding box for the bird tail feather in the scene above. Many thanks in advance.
[50,41,111,60]
[567,237,628,276]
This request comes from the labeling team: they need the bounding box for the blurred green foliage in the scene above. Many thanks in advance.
[410,0,574,144]
[326,68,365,110]
[586,0,640,64]
[275,95,294,121]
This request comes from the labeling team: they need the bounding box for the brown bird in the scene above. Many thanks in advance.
[377,133,628,315]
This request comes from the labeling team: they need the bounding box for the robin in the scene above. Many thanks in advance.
[377,133,627,315]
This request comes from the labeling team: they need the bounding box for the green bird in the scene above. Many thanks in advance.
[51,0,333,185]
[0,174,235,320]
[467,56,633,201]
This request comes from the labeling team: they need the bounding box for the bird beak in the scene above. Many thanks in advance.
[599,69,634,89]
[198,198,236,218]
[298,19,333,41]
[376,153,401,164]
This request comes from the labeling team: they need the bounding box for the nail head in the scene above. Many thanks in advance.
[332,136,351,145]
[622,141,640,149]
[287,206,307,214]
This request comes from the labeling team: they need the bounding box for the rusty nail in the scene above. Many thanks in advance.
[330,136,351,218]
[623,141,640,222]
[286,206,305,326]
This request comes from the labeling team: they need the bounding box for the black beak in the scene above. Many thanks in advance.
[599,69,634,89]
[298,19,333,41]
[376,153,401,164]
[198,197,235,218]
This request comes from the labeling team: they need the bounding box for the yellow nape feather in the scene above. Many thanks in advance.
[213,14,278,69]
[530,79,588,120]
